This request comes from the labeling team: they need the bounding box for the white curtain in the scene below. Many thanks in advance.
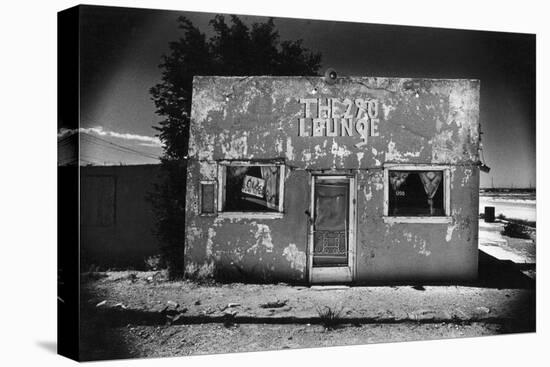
[418,171,442,214]
[261,166,279,209]
[390,172,409,191]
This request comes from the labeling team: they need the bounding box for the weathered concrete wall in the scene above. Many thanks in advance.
[80,164,162,269]
[355,167,479,282]
[186,76,480,283]
[185,164,310,282]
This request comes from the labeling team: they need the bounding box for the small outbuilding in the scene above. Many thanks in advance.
[185,76,480,284]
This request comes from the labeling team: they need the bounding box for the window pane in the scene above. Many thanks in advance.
[224,165,280,212]
[388,171,444,216]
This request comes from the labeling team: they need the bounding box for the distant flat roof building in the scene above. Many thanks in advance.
[185,76,480,284]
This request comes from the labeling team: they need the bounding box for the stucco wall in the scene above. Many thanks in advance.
[185,76,480,283]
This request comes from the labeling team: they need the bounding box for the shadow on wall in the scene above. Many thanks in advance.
[79,164,164,270]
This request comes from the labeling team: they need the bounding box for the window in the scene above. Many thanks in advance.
[218,161,285,218]
[383,165,451,223]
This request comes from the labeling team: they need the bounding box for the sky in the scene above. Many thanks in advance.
[64,5,536,188]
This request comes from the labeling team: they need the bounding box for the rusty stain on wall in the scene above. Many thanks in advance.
[185,76,480,284]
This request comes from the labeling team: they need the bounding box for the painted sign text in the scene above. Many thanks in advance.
[298,98,380,147]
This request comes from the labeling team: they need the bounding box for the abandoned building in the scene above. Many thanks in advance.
[184,76,480,284]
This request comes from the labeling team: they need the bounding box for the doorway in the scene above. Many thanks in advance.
[308,175,356,283]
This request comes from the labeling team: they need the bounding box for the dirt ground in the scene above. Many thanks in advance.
[76,201,536,361]
[79,258,535,361]
[80,321,504,360]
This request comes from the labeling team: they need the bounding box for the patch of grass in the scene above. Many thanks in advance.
[508,218,536,228]
[144,255,163,271]
[183,262,217,284]
[87,264,102,272]
[496,214,536,228]
[126,272,138,282]
[316,305,344,329]
[501,223,531,239]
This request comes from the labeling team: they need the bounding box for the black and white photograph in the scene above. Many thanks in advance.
[55,3,539,362]
[3,1,547,366]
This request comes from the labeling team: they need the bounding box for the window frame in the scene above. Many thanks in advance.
[217,160,285,219]
[383,164,451,224]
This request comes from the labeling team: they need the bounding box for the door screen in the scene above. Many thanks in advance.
[313,178,349,267]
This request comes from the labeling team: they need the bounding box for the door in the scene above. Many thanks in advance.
[308,175,356,283]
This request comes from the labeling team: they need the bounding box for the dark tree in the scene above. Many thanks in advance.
[150,15,322,279]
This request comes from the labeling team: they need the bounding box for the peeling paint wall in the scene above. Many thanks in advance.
[186,76,480,283]
[185,164,310,282]
[355,167,479,282]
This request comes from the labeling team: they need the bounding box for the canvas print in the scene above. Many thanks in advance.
[57,4,536,361]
